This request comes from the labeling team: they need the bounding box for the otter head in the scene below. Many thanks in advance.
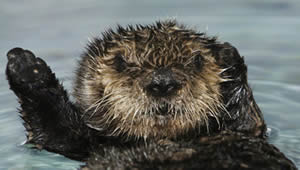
[74,21,230,140]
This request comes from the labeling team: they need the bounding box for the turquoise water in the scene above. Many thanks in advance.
[0,0,299,169]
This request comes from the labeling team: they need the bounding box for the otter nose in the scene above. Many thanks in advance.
[146,68,180,97]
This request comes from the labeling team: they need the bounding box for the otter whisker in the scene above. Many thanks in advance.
[87,95,113,119]
[130,108,140,129]
[218,66,232,75]
[85,98,102,113]
[110,126,121,136]
[219,103,231,118]
[86,93,111,112]
[204,115,210,134]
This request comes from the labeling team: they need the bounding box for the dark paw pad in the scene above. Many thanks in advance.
[6,47,52,89]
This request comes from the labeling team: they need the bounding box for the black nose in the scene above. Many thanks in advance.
[146,68,181,97]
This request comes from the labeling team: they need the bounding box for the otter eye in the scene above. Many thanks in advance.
[194,54,204,70]
[114,54,127,72]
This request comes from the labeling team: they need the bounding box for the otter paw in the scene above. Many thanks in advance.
[218,42,244,66]
[6,47,52,90]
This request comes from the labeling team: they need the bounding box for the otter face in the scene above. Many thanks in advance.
[74,21,227,140]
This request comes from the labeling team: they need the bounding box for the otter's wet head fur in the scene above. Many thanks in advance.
[74,21,231,140]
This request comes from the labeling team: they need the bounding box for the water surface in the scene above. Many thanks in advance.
[0,0,299,169]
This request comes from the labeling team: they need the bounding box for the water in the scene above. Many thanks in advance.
[0,0,299,169]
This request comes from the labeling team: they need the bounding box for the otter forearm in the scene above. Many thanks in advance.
[6,48,90,160]
[216,42,266,137]
[21,89,91,160]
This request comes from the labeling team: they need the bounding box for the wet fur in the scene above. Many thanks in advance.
[5,20,296,169]
[74,21,265,140]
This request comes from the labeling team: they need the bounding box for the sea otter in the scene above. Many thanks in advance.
[6,20,296,169]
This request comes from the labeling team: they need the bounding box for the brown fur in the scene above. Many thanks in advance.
[74,21,228,140]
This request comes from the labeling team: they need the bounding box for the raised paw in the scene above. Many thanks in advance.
[6,47,54,91]
[216,42,244,67]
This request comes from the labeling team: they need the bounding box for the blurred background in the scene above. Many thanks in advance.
[0,0,299,169]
